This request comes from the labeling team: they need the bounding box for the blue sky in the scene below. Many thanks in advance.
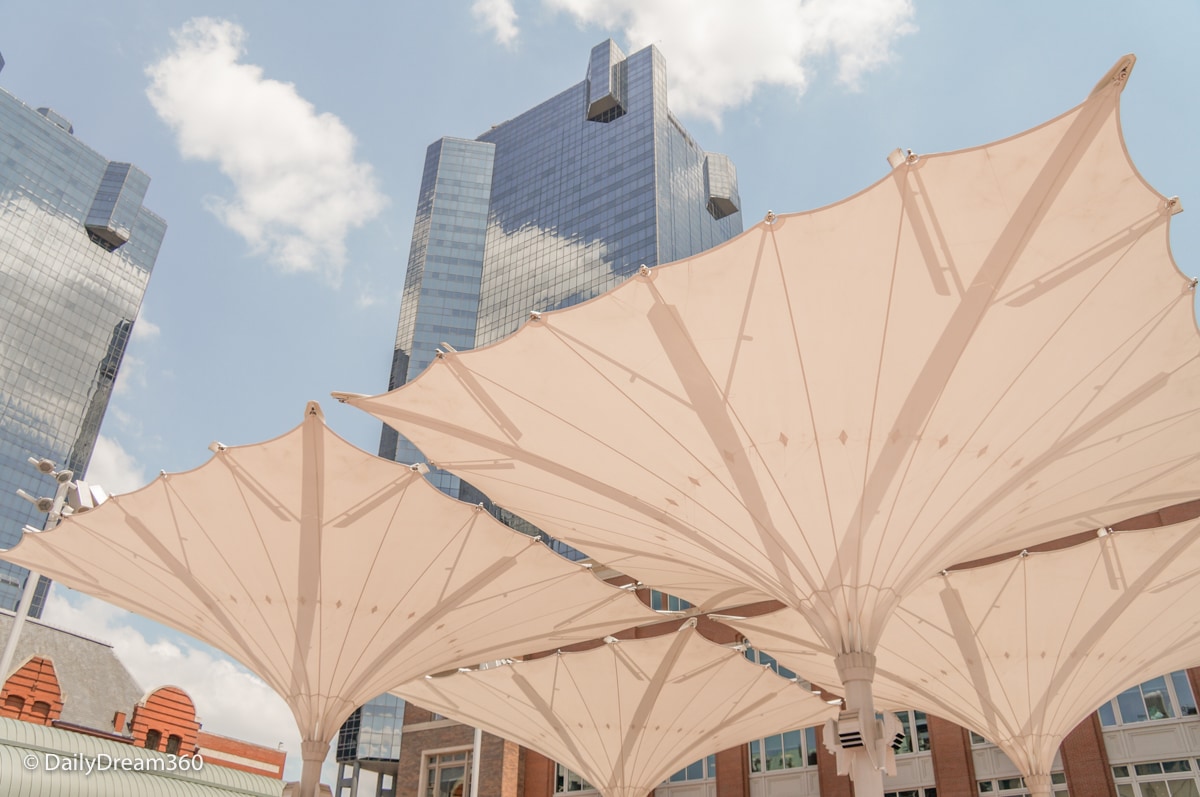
[3,0,1199,786]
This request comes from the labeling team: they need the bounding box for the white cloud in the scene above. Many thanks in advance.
[112,353,145,396]
[146,18,387,281]
[544,0,916,124]
[86,435,149,495]
[42,589,309,782]
[473,0,520,47]
[131,306,160,341]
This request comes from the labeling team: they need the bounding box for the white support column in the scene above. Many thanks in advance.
[1025,773,1053,797]
[300,739,329,797]
[470,726,482,797]
[836,651,885,797]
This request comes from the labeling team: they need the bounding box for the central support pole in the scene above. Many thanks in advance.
[1025,773,1053,797]
[836,651,885,797]
[300,739,329,797]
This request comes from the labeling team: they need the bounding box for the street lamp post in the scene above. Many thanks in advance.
[0,456,106,680]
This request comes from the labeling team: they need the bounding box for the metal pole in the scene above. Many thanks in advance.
[470,726,482,797]
[0,469,72,680]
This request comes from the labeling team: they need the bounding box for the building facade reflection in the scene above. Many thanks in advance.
[0,58,166,615]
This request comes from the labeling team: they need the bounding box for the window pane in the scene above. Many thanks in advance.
[913,711,931,752]
[437,765,465,797]
[706,755,716,778]
[1141,782,1171,797]
[749,739,761,773]
[1170,781,1200,797]
[765,733,784,770]
[998,777,1024,790]
[806,727,818,766]
[1163,761,1192,773]
[895,712,914,754]
[970,731,988,745]
[1118,686,1148,723]
[685,759,703,780]
[1113,766,1130,778]
[783,730,802,769]
[978,781,994,793]
[1173,671,1197,716]
[1137,763,1165,776]
[1099,702,1118,727]
[1116,786,1135,797]
[1143,676,1175,720]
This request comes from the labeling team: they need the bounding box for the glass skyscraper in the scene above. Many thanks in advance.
[0,58,166,615]
[380,39,742,486]
[338,40,742,797]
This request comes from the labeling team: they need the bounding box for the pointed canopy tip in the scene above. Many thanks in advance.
[305,401,325,421]
[329,391,367,405]
[1090,54,1136,98]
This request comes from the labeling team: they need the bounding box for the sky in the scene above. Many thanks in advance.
[3,0,1200,788]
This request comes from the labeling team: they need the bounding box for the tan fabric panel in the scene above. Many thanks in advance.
[394,625,836,797]
[0,403,657,749]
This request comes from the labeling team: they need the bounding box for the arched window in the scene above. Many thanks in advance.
[144,729,162,750]
[166,734,182,755]
[3,694,23,716]
[30,701,50,722]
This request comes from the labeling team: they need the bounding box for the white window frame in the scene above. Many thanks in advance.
[418,746,473,797]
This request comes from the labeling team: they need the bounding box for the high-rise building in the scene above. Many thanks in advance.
[380,38,742,490]
[338,40,743,797]
[0,56,166,615]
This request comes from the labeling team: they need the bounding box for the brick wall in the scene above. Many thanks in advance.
[197,730,287,778]
[0,656,63,725]
[129,685,200,754]
[1060,714,1116,797]
[522,749,554,797]
[714,744,750,797]
[927,713,976,796]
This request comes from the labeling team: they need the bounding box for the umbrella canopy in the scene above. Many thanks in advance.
[394,622,837,797]
[731,520,1200,795]
[344,55,1200,794]
[0,402,659,797]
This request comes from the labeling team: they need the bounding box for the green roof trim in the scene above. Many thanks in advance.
[0,717,284,797]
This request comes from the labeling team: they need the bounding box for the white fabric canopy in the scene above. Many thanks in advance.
[731,521,1200,792]
[346,56,1200,793]
[0,402,658,797]
[346,55,1199,652]
[394,623,836,797]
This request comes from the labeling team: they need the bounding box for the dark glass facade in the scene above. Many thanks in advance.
[382,39,742,492]
[336,693,406,762]
[0,77,166,615]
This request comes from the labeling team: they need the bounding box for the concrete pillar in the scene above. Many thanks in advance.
[1060,714,1116,797]
[927,714,977,796]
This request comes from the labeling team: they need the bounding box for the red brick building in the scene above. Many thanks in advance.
[0,610,285,780]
